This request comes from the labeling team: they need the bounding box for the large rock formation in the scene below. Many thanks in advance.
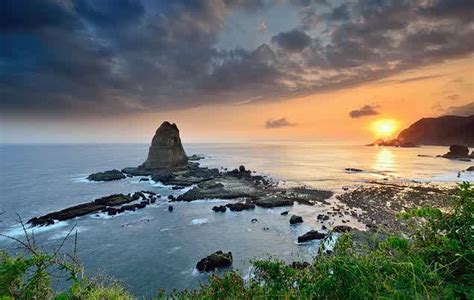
[441,145,470,159]
[397,115,474,146]
[141,121,188,169]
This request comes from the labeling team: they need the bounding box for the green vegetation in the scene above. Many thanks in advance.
[1,183,473,299]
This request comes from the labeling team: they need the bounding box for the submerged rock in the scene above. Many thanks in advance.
[196,251,233,272]
[467,166,474,172]
[281,211,289,216]
[142,121,188,169]
[290,215,303,224]
[298,230,326,243]
[87,170,126,182]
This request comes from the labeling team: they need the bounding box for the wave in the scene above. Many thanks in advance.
[0,221,69,242]
[189,218,209,225]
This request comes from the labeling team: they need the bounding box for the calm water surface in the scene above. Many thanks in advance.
[0,143,472,296]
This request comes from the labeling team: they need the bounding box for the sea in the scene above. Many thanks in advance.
[0,143,472,297]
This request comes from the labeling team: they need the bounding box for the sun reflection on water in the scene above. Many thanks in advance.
[374,148,395,173]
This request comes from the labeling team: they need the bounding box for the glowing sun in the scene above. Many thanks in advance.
[371,119,399,138]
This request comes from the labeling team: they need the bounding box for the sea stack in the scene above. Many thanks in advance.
[142,121,188,169]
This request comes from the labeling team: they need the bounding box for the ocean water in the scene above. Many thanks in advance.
[0,143,472,296]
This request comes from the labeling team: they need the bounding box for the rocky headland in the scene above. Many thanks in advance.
[368,115,474,147]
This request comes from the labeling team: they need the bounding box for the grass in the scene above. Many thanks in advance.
[1,182,473,299]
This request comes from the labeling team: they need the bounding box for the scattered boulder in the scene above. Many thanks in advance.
[441,145,470,159]
[290,215,303,224]
[168,205,174,212]
[251,218,258,223]
[281,211,289,216]
[141,121,188,169]
[87,170,126,182]
[196,251,233,272]
[297,230,326,243]
[226,202,255,212]
[212,205,227,213]
[467,166,474,172]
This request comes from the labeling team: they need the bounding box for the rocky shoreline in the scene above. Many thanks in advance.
[26,121,463,273]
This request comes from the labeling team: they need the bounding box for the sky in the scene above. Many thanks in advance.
[1,0,473,143]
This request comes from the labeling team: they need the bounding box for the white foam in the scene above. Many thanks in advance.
[168,246,181,254]
[48,226,88,240]
[0,221,69,241]
[189,218,209,225]
[411,171,474,183]
[160,228,170,232]
[71,175,91,183]
[243,266,255,282]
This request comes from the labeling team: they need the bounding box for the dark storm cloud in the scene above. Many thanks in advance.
[1,0,473,117]
[349,105,380,119]
[445,102,474,116]
[271,29,311,52]
[265,118,297,128]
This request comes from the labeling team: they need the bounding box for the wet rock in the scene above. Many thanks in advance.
[176,185,252,202]
[442,145,470,159]
[333,225,352,233]
[188,154,205,161]
[212,205,227,213]
[226,202,255,212]
[345,168,363,173]
[290,215,303,224]
[121,167,154,177]
[142,121,188,169]
[28,193,136,226]
[317,214,329,221]
[255,198,293,208]
[298,230,326,243]
[281,211,289,216]
[87,170,126,182]
[139,178,150,182]
[168,205,174,212]
[151,170,175,183]
[251,218,258,223]
[168,195,175,200]
[196,251,233,272]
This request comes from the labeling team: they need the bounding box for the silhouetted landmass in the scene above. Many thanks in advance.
[397,115,474,146]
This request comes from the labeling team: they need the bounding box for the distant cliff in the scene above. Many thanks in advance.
[397,115,474,146]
